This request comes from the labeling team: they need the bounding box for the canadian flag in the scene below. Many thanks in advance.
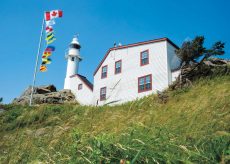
[45,10,63,21]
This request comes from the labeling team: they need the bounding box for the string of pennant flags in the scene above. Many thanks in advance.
[29,10,63,105]
[40,10,63,72]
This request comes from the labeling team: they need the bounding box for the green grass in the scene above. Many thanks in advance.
[0,76,230,163]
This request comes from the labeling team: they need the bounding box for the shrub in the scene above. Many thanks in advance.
[3,108,23,123]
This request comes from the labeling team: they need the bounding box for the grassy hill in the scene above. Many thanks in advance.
[0,76,229,163]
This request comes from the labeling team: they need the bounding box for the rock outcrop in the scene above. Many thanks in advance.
[170,58,230,90]
[12,85,76,105]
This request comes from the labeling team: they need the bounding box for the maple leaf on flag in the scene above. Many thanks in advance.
[45,10,63,21]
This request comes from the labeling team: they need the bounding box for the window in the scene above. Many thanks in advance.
[70,44,80,49]
[71,57,75,61]
[138,74,152,92]
[78,84,82,90]
[115,60,122,74]
[101,65,108,78]
[140,50,149,66]
[100,87,106,101]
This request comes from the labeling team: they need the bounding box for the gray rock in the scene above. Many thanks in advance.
[36,85,56,94]
[20,85,57,96]
[12,85,76,105]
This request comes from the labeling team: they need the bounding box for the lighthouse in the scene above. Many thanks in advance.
[64,36,82,89]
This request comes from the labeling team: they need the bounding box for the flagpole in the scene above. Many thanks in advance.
[29,18,45,106]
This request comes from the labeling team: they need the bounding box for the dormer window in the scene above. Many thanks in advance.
[140,50,149,66]
[101,65,107,78]
[115,60,122,74]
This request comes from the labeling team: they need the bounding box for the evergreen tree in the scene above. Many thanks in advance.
[176,36,225,66]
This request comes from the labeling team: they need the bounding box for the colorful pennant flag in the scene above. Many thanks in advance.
[47,37,56,44]
[40,65,47,72]
[42,58,52,64]
[45,46,55,52]
[46,33,55,41]
[42,51,52,58]
[43,51,51,55]
[46,19,55,26]
[46,26,53,33]
[45,10,63,21]
[46,31,54,37]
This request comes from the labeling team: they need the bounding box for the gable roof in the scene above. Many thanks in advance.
[93,37,179,76]
[70,74,93,91]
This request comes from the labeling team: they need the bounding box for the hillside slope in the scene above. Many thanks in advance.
[0,76,230,163]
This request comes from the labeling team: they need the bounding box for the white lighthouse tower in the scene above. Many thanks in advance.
[64,36,82,89]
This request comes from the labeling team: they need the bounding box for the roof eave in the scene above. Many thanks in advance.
[70,74,94,91]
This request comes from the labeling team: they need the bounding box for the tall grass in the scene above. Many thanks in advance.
[0,75,229,163]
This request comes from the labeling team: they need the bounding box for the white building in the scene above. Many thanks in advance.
[64,37,180,106]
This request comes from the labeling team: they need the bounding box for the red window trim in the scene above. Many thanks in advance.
[100,87,106,101]
[138,74,152,93]
[78,84,83,90]
[140,50,149,66]
[114,60,122,74]
[101,65,108,79]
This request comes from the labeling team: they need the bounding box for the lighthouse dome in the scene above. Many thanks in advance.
[70,36,81,49]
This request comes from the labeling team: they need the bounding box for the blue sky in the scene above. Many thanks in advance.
[0,0,229,103]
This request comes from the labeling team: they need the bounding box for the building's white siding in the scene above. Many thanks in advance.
[93,41,171,106]
[166,42,181,84]
[68,77,93,105]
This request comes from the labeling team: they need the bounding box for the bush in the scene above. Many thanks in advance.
[3,108,23,123]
